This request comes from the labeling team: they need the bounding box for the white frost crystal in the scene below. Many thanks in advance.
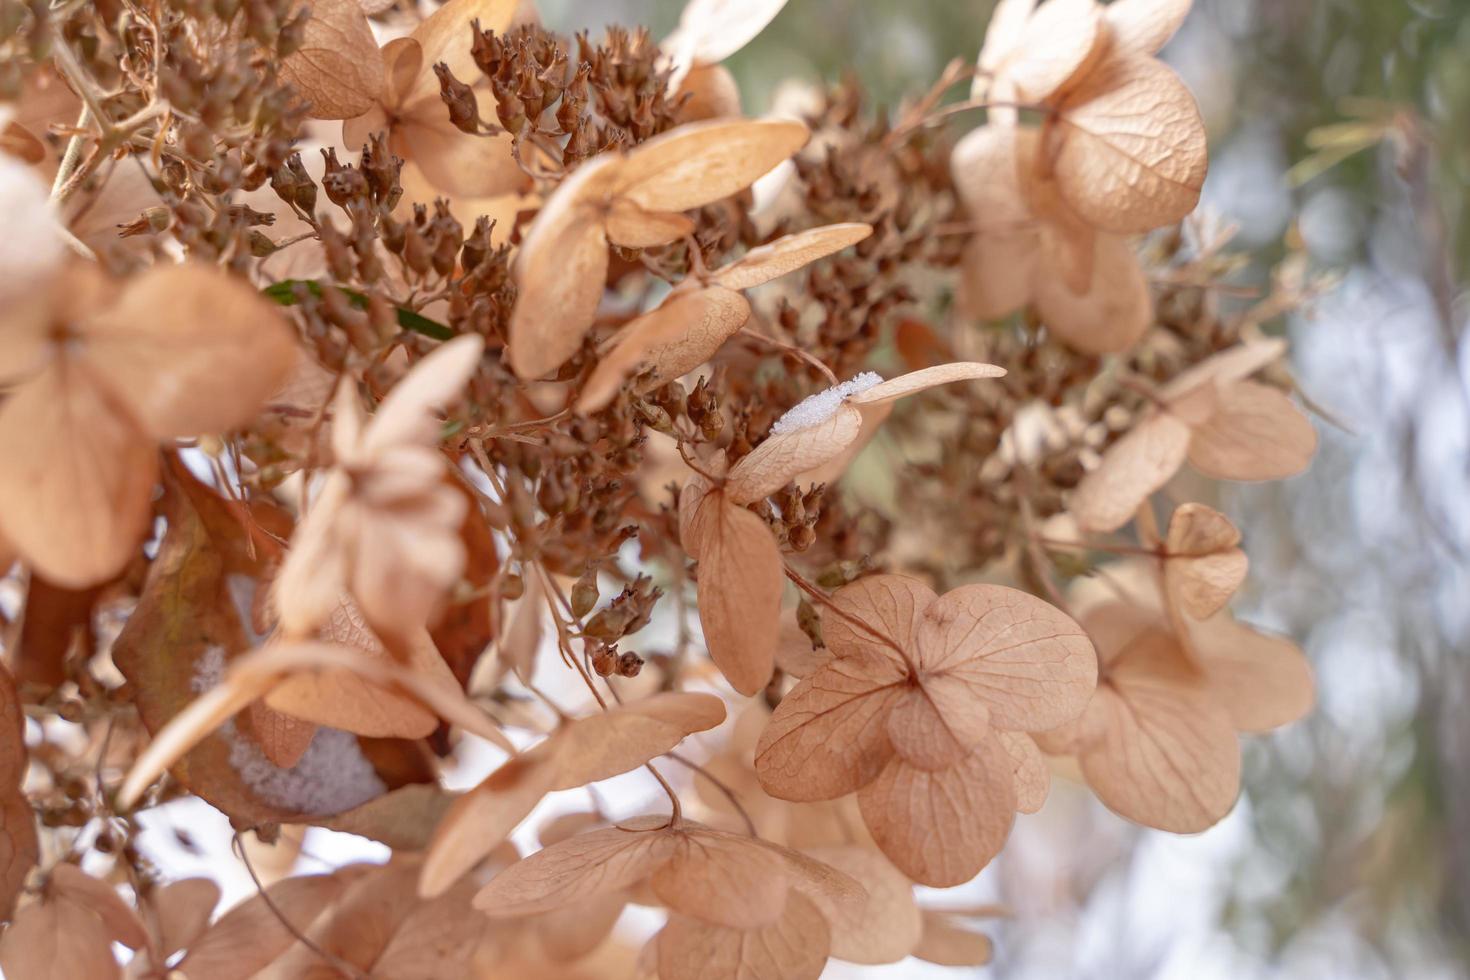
[769,371,883,435]
[191,646,385,815]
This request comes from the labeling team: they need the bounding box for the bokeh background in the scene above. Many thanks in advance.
[528,0,1470,977]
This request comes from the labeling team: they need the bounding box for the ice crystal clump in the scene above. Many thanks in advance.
[769,372,883,434]
[191,646,386,815]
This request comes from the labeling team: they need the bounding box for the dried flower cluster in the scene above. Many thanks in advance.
[0,0,1322,977]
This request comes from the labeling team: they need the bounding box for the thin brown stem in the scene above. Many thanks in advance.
[232,831,369,980]
[666,750,757,837]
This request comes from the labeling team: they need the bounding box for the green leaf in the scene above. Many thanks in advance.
[263,279,456,341]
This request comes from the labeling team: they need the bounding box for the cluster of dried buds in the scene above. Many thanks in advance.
[0,0,1326,977]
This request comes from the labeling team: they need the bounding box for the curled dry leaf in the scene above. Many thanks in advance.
[420,692,726,897]
[0,262,296,587]
[679,477,784,695]
[1071,341,1315,531]
[280,0,384,119]
[755,574,1094,884]
[509,119,810,379]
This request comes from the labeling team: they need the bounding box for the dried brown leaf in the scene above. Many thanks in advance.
[281,0,384,119]
[48,864,147,949]
[0,663,36,922]
[0,890,121,980]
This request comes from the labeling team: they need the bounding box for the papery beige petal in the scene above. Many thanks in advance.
[178,874,351,980]
[0,362,156,588]
[1033,231,1152,354]
[885,680,986,771]
[48,864,148,949]
[682,487,784,695]
[264,612,459,739]
[856,735,1017,887]
[613,118,809,214]
[911,911,994,967]
[394,112,529,200]
[667,0,791,67]
[1185,613,1314,733]
[0,892,122,980]
[755,657,903,802]
[420,749,558,899]
[1052,53,1207,233]
[281,0,385,119]
[578,286,751,414]
[1070,411,1192,532]
[603,197,696,248]
[846,362,1006,407]
[1159,338,1287,402]
[802,845,921,965]
[917,583,1097,732]
[364,333,485,451]
[508,156,619,379]
[823,574,932,671]
[406,0,519,105]
[1078,626,1240,832]
[977,0,1039,90]
[673,63,742,121]
[957,230,1039,320]
[1163,503,1246,620]
[1186,380,1317,481]
[552,692,727,789]
[1002,0,1105,103]
[152,878,222,958]
[474,822,678,915]
[656,893,829,980]
[997,730,1050,813]
[649,830,791,927]
[85,263,299,440]
[1104,0,1193,55]
[724,403,862,505]
[710,223,872,291]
